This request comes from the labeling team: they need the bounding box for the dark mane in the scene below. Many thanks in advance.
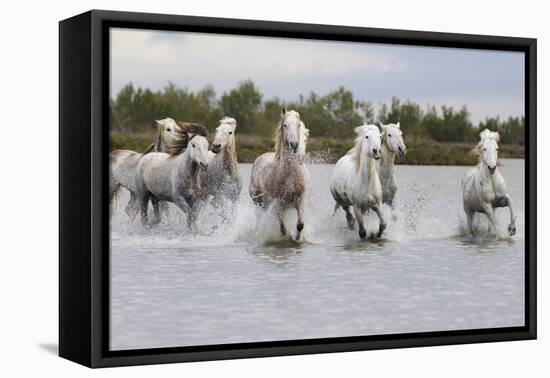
[167,122,208,156]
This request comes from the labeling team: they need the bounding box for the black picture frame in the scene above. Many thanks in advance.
[59,9,537,368]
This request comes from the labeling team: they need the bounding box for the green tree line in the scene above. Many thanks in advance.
[110,80,524,145]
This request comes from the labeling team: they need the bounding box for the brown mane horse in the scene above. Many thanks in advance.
[249,108,309,240]
[109,119,207,218]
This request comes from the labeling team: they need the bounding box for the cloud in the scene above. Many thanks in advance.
[110,28,524,123]
[111,28,406,90]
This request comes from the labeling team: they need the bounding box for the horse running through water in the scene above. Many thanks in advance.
[378,122,406,209]
[110,118,179,217]
[462,129,516,237]
[134,129,210,230]
[201,117,242,206]
[330,125,386,240]
[249,108,309,241]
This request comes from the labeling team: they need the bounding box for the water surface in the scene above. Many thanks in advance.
[110,160,525,350]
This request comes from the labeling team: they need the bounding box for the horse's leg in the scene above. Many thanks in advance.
[372,204,387,238]
[277,205,286,236]
[504,195,517,236]
[174,196,196,233]
[138,191,151,227]
[481,203,498,236]
[150,196,161,226]
[125,191,137,218]
[343,206,355,230]
[159,201,170,221]
[465,209,475,236]
[353,206,367,240]
[109,183,120,217]
[295,199,305,241]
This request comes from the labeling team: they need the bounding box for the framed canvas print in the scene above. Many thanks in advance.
[59,10,537,368]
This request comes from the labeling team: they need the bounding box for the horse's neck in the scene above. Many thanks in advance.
[155,139,167,153]
[380,143,395,174]
[219,142,239,174]
[276,148,301,171]
[357,152,377,184]
[175,152,200,184]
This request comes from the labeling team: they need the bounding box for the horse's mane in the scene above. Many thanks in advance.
[273,115,286,158]
[220,116,237,127]
[167,122,208,157]
[349,124,379,171]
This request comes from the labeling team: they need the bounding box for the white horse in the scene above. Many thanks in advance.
[462,129,516,237]
[249,108,309,240]
[378,122,406,208]
[110,118,179,216]
[201,117,242,205]
[330,125,386,240]
[135,134,210,229]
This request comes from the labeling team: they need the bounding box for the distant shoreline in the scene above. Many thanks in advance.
[111,132,524,166]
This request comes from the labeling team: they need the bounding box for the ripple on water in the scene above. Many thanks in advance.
[110,161,525,350]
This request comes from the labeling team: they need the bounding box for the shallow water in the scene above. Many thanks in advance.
[110,159,525,350]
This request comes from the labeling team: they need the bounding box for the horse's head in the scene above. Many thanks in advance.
[381,122,406,157]
[212,117,237,153]
[280,107,302,154]
[355,124,382,160]
[155,118,178,145]
[477,129,500,175]
[187,135,210,171]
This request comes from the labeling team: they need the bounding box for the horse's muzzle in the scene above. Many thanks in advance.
[289,141,299,153]
[488,165,496,174]
[200,162,209,171]
[398,146,406,157]
[212,144,221,153]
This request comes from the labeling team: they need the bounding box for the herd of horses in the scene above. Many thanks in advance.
[110,107,517,241]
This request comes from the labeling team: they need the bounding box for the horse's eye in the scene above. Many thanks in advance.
[483,148,486,151]
[192,144,196,148]
[229,131,233,135]
[283,124,287,128]
[388,134,392,137]
[365,136,369,139]
[167,128,171,132]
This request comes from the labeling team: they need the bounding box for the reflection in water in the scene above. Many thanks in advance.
[110,160,525,350]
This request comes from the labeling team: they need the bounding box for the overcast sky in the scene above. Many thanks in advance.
[110,28,524,124]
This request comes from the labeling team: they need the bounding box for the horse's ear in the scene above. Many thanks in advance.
[281,107,287,115]
[396,121,401,129]
[155,120,162,126]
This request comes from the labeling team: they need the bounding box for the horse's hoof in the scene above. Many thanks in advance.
[508,224,516,236]
[297,222,304,232]
[359,229,367,239]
